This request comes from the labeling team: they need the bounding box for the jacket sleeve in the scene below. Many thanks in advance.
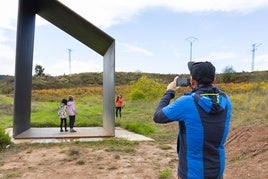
[153,90,175,123]
[73,103,76,114]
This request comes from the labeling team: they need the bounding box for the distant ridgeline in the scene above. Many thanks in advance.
[0,71,267,94]
[0,75,11,81]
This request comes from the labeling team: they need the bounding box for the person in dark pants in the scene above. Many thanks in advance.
[57,98,68,132]
[115,95,124,118]
[153,61,232,179]
[67,95,77,132]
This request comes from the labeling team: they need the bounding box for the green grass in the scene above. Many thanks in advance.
[0,95,13,128]
[2,171,22,178]
[159,169,173,179]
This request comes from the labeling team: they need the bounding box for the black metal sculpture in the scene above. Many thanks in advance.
[13,0,115,138]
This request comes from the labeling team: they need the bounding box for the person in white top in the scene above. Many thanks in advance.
[58,98,68,132]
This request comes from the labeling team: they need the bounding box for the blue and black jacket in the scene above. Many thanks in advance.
[153,84,232,179]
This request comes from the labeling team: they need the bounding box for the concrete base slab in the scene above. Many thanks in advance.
[12,127,111,139]
[6,127,154,143]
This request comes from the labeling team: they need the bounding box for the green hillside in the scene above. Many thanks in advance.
[0,71,267,94]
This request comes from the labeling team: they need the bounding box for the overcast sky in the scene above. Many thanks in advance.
[1,0,268,76]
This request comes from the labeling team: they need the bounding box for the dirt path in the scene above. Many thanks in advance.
[0,126,267,179]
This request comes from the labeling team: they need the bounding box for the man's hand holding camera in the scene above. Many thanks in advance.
[167,76,180,92]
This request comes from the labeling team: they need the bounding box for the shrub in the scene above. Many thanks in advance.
[129,90,146,100]
[129,76,164,101]
[221,66,237,83]
[0,127,12,150]
[159,169,173,179]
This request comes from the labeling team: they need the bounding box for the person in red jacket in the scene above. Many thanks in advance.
[115,95,124,118]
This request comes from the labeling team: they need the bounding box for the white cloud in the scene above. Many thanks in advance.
[0,31,8,43]
[2,0,268,38]
[0,61,15,75]
[200,51,238,61]
[194,51,250,73]
[254,54,268,71]
[121,43,154,56]
[58,0,149,28]
[160,0,268,12]
[70,60,102,74]
[35,59,103,76]
[58,0,268,29]
[2,0,268,31]
[0,44,15,75]
[0,0,18,30]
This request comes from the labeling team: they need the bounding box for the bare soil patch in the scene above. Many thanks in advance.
[225,125,268,179]
[0,125,267,179]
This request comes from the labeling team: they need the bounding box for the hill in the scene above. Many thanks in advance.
[0,71,267,93]
[0,75,12,81]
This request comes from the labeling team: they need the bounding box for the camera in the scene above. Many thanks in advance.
[176,77,190,87]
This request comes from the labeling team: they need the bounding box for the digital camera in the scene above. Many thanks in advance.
[176,77,190,87]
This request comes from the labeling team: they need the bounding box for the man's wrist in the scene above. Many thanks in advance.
[165,89,175,98]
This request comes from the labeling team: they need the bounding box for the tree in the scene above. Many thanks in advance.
[221,66,236,83]
[34,64,45,77]
[222,66,236,74]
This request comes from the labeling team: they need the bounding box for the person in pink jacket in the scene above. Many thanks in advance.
[67,95,77,132]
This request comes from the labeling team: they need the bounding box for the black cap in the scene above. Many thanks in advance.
[188,61,215,84]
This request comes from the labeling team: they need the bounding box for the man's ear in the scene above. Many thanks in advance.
[190,76,197,88]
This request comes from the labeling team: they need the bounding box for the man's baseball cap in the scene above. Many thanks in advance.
[188,61,215,84]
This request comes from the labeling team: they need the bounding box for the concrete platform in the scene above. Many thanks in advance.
[6,127,154,143]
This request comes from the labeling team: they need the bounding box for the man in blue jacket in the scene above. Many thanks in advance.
[153,61,232,179]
